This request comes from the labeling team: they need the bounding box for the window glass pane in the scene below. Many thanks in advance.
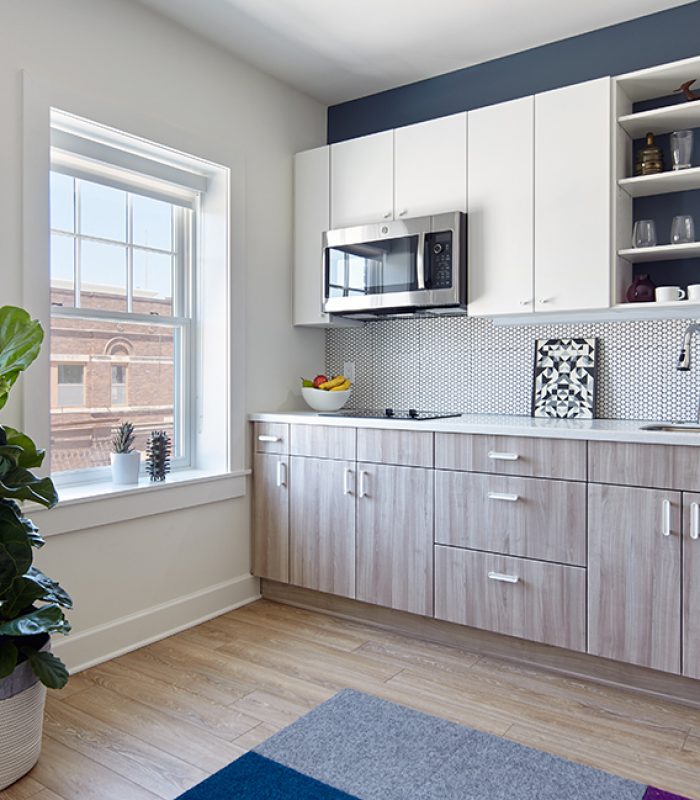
[132,195,172,251]
[50,318,178,473]
[50,172,74,232]
[133,250,173,315]
[79,180,127,241]
[80,240,127,311]
[57,364,84,384]
[51,234,75,307]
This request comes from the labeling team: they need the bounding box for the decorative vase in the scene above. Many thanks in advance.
[0,639,50,790]
[626,273,656,303]
[110,451,141,485]
[634,132,664,175]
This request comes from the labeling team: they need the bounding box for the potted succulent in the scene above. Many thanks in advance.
[0,305,72,790]
[110,421,140,485]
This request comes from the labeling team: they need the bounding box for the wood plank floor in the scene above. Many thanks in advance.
[3,598,700,799]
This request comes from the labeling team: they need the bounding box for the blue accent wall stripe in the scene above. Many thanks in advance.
[328,1,700,143]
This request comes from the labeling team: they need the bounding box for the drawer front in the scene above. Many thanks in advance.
[290,424,356,461]
[357,428,433,467]
[435,433,586,480]
[588,441,700,491]
[434,545,586,652]
[435,471,586,566]
[254,422,289,454]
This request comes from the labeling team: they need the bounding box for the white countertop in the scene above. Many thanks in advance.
[249,410,700,446]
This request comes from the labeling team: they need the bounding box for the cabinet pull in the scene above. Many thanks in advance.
[343,468,354,496]
[488,571,520,584]
[519,298,532,306]
[398,209,408,217]
[383,212,392,219]
[258,434,281,443]
[276,461,287,487]
[488,451,519,461]
[359,470,369,498]
[662,499,672,537]
[692,502,700,541]
[487,492,519,502]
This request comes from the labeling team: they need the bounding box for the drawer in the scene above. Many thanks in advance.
[435,433,586,481]
[435,471,586,566]
[357,428,433,467]
[253,422,289,454]
[434,545,586,652]
[290,424,356,461]
[588,441,700,491]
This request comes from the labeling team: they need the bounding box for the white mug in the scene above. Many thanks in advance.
[688,284,700,302]
[655,286,686,303]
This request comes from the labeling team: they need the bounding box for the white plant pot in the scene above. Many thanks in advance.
[110,451,141,485]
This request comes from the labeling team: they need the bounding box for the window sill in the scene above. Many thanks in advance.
[29,468,251,537]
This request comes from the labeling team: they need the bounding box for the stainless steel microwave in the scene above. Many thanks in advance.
[322,211,466,317]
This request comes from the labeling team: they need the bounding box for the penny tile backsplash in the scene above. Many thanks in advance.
[326,316,700,421]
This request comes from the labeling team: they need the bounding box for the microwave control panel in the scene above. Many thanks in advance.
[425,230,453,289]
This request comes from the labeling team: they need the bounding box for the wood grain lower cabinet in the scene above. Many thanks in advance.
[289,456,356,598]
[434,545,586,651]
[683,493,700,679]
[588,484,681,674]
[356,463,434,616]
[252,453,289,582]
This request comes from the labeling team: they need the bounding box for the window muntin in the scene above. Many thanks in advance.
[49,168,194,479]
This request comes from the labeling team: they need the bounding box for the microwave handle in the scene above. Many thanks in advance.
[416,232,426,290]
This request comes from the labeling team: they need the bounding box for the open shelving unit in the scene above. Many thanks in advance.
[618,166,700,198]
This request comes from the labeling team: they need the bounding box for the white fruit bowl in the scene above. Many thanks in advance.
[302,386,351,412]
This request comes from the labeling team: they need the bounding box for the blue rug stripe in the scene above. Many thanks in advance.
[176,751,360,800]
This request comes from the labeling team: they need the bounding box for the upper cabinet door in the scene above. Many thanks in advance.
[468,97,535,316]
[393,113,467,219]
[330,131,394,228]
[534,77,612,312]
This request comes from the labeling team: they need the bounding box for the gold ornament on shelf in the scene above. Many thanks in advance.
[635,132,664,176]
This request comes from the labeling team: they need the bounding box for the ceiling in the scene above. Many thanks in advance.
[135,0,693,105]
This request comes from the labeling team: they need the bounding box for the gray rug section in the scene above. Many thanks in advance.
[255,689,647,800]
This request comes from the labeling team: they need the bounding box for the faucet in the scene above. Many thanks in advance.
[677,323,700,371]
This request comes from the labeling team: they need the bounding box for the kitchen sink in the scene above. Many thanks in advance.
[640,423,700,433]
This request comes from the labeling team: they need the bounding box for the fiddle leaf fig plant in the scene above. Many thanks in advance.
[0,306,72,689]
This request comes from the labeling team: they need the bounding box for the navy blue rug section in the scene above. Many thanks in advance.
[175,751,359,800]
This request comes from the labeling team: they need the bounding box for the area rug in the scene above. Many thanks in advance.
[176,689,691,800]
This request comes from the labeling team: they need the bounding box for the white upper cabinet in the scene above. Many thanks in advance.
[468,97,534,316]
[534,77,612,312]
[394,113,467,218]
[330,131,394,228]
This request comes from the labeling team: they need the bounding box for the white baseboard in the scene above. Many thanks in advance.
[53,574,261,673]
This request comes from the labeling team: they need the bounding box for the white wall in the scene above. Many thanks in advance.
[0,0,326,669]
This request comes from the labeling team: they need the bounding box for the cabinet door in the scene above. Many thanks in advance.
[289,456,356,598]
[534,78,611,312]
[588,484,681,674]
[394,113,467,218]
[356,463,434,616]
[467,97,534,316]
[330,131,393,228]
[683,493,700,679]
[252,453,289,582]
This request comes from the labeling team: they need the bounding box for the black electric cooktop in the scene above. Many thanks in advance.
[319,409,462,421]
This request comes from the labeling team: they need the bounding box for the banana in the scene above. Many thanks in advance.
[319,375,346,390]
[330,379,351,392]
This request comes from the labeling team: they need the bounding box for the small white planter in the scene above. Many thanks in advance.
[110,451,141,485]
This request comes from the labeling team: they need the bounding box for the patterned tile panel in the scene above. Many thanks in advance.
[326,316,700,421]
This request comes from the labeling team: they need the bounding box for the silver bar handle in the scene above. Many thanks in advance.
[276,460,287,487]
[662,499,672,537]
[258,434,281,443]
[343,468,354,496]
[487,492,520,502]
[359,470,368,499]
[416,232,426,290]
[488,571,520,584]
[691,502,700,540]
[488,451,519,461]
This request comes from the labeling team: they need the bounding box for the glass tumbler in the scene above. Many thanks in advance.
[671,130,693,170]
[633,220,657,248]
[671,215,695,244]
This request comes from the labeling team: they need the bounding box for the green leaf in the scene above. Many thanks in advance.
[25,649,69,689]
[0,518,33,595]
[0,466,58,508]
[0,307,44,410]
[3,428,45,470]
[25,567,72,608]
[0,604,71,637]
[0,501,44,548]
[1,567,72,619]
[0,641,18,679]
